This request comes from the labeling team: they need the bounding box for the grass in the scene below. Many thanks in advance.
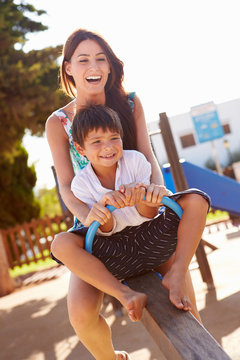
[207,209,229,223]
[9,257,57,278]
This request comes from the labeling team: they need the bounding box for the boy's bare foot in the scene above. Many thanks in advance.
[119,289,147,322]
[162,267,192,311]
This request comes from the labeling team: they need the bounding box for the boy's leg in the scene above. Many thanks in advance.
[156,256,201,322]
[158,193,208,318]
[51,232,147,322]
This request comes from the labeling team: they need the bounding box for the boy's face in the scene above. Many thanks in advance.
[75,127,123,171]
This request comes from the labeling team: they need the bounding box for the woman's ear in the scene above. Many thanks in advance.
[74,142,85,156]
[65,61,72,76]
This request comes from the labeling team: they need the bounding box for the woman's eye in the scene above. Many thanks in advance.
[79,59,88,63]
[97,58,106,62]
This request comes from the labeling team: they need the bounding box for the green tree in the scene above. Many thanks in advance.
[0,0,67,153]
[36,186,62,218]
[0,144,40,228]
[0,0,66,228]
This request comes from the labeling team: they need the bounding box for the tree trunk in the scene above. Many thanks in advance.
[0,232,14,297]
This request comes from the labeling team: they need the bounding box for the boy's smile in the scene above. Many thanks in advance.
[76,127,123,174]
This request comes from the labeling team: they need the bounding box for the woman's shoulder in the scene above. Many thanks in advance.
[127,92,136,112]
[45,111,62,131]
[46,101,75,136]
[46,100,75,123]
[45,111,67,136]
[46,106,65,125]
[126,92,143,115]
[127,91,136,101]
[45,108,72,144]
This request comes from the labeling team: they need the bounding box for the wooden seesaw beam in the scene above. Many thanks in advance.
[126,271,231,360]
[86,197,230,359]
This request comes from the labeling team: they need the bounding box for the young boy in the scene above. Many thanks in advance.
[51,104,210,322]
[71,106,169,236]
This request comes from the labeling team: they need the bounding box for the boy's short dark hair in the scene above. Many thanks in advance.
[72,105,123,147]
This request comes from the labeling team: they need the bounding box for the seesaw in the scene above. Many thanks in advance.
[85,196,230,360]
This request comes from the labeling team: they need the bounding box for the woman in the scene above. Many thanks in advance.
[46,29,207,360]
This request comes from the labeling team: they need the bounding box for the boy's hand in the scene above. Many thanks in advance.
[85,191,126,228]
[119,182,146,206]
[99,190,126,209]
[143,184,169,207]
[85,203,112,227]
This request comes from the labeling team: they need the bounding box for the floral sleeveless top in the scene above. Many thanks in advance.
[54,92,136,230]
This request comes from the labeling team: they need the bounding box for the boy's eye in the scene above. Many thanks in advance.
[111,134,121,139]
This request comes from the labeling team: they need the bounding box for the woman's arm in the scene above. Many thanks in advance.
[45,114,90,225]
[133,94,164,185]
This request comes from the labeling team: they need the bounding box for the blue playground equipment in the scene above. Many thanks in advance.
[162,160,240,217]
[85,196,183,254]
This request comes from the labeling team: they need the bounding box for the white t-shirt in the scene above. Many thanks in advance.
[71,150,152,235]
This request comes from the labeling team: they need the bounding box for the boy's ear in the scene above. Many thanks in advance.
[74,142,85,156]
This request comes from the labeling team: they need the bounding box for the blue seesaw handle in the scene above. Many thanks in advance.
[85,196,183,254]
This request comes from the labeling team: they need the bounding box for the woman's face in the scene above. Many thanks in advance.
[65,39,111,97]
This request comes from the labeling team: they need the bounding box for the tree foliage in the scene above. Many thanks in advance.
[0,144,40,228]
[0,0,67,228]
[0,0,67,153]
[36,186,62,218]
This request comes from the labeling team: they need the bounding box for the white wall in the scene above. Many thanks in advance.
[148,98,240,168]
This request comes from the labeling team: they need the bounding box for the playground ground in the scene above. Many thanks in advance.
[0,222,240,360]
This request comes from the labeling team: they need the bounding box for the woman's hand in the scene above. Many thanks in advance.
[135,184,168,218]
[142,184,169,207]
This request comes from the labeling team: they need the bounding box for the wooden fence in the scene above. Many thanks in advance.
[0,215,69,269]
[1,214,235,270]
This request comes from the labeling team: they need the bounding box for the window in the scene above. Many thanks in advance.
[180,133,196,148]
[223,123,231,134]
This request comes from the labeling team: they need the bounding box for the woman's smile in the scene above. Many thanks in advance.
[65,39,111,96]
[85,75,102,84]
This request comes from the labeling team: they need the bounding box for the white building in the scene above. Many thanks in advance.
[148,98,240,169]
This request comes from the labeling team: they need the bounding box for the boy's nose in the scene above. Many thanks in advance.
[103,141,113,149]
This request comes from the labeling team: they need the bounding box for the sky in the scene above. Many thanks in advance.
[22,0,240,189]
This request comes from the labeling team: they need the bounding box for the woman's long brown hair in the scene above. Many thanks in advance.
[60,29,137,150]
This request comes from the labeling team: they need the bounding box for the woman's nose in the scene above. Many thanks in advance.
[89,60,99,69]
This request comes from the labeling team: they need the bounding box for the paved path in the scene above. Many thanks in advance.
[0,225,240,360]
